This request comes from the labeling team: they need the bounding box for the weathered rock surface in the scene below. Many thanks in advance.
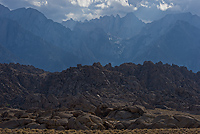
[1,107,200,130]
[173,115,200,128]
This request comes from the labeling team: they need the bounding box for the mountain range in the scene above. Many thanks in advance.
[0,62,200,114]
[62,12,145,39]
[121,14,200,72]
[0,4,200,72]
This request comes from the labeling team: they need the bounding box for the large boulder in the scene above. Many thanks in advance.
[127,105,146,116]
[114,122,125,129]
[173,115,200,128]
[56,112,73,119]
[152,115,171,123]
[68,113,105,130]
[107,105,146,120]
[0,118,33,129]
[120,120,135,129]
[128,118,152,129]
[108,110,135,120]
[68,117,78,129]
[95,104,114,117]
[26,122,46,129]
[17,118,34,126]
[76,113,105,129]
[37,110,52,118]
[0,119,19,129]
[56,119,68,126]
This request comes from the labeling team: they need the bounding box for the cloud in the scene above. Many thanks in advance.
[0,0,199,22]
[171,0,200,15]
[157,0,173,11]
[69,0,93,8]
[31,0,48,7]
[0,0,31,9]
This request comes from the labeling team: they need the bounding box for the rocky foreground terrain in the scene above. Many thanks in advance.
[0,62,200,130]
[0,106,200,130]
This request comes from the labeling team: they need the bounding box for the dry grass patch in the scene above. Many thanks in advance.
[0,128,200,134]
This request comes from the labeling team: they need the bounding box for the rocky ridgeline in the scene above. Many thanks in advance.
[0,62,200,114]
[0,106,200,130]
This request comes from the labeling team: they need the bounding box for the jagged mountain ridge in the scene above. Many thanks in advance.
[62,12,145,39]
[1,7,73,49]
[0,4,118,67]
[0,62,200,114]
[0,4,200,72]
[0,4,9,16]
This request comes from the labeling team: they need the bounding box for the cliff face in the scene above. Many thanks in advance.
[0,62,200,114]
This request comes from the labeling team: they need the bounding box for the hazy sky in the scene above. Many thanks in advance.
[0,0,200,22]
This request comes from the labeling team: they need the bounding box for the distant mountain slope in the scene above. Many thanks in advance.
[0,7,72,49]
[132,12,200,44]
[69,27,120,65]
[0,4,119,66]
[159,12,200,29]
[62,13,145,64]
[0,62,200,114]
[0,43,22,63]
[0,17,79,71]
[121,13,200,72]
[133,21,200,72]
